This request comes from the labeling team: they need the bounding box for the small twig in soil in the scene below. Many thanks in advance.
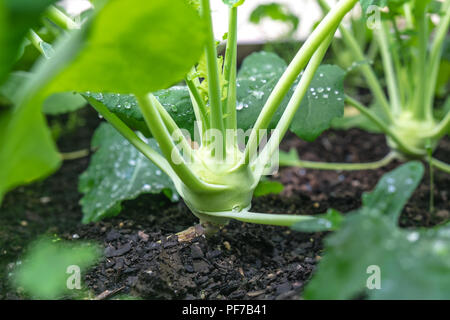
[60,149,91,161]
[94,286,125,300]
[156,224,206,245]
[175,224,206,242]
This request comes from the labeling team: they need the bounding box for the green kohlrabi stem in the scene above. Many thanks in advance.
[152,96,197,163]
[431,158,450,174]
[403,3,414,28]
[279,151,397,171]
[137,94,222,193]
[427,144,435,213]
[425,0,450,119]
[185,74,209,131]
[345,95,424,155]
[223,6,238,133]
[85,95,180,185]
[317,0,392,122]
[411,3,430,120]
[254,33,335,177]
[431,111,450,139]
[431,158,450,173]
[196,209,320,227]
[27,30,47,56]
[389,16,408,108]
[243,0,359,165]
[45,5,80,30]
[201,0,226,151]
[376,22,402,116]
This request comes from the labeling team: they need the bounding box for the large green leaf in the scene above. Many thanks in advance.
[0,71,86,114]
[0,71,29,105]
[15,237,100,299]
[79,123,178,223]
[0,26,86,204]
[306,214,450,300]
[42,92,86,115]
[0,0,56,83]
[304,162,450,300]
[0,100,60,204]
[84,86,196,138]
[46,0,206,95]
[290,65,345,141]
[236,52,346,141]
[361,160,424,222]
[0,0,206,203]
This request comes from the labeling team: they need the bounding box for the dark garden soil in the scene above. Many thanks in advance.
[0,107,449,300]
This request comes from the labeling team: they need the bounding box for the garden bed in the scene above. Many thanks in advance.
[1,107,449,300]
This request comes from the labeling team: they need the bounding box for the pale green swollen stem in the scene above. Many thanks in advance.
[137,94,220,193]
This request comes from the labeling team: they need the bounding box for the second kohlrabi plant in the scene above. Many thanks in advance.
[281,0,450,173]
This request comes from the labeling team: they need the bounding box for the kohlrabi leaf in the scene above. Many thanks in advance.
[236,52,345,141]
[305,213,450,300]
[0,0,56,83]
[223,0,245,7]
[84,86,196,138]
[79,123,178,223]
[0,28,91,205]
[0,71,29,105]
[235,52,287,133]
[0,0,206,203]
[42,92,86,115]
[0,93,61,204]
[14,237,100,299]
[362,161,424,222]
[45,0,206,95]
[290,65,346,141]
[304,162,450,300]
[0,71,86,114]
